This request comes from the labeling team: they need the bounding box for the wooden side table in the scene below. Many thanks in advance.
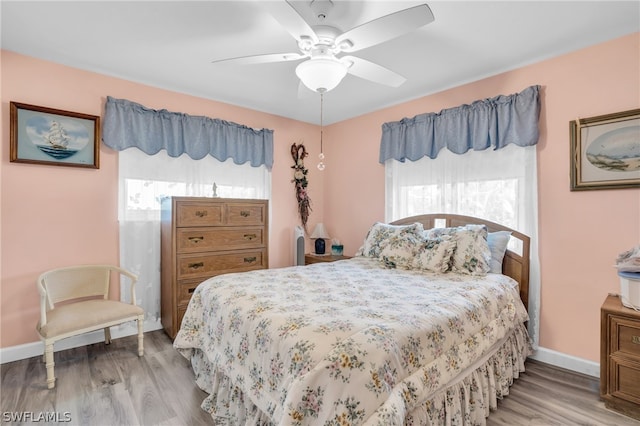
[600,294,640,420]
[305,254,351,265]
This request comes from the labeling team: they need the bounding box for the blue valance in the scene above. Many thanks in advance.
[379,85,540,163]
[102,97,274,169]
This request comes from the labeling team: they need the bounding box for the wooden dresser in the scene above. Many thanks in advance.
[600,294,640,420]
[160,197,269,338]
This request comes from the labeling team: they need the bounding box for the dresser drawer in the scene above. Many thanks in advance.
[177,203,224,227]
[177,227,264,253]
[226,203,266,226]
[610,358,640,405]
[611,316,640,358]
[177,305,188,332]
[177,279,202,306]
[177,249,266,280]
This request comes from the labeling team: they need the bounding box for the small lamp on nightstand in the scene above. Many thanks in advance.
[310,223,330,255]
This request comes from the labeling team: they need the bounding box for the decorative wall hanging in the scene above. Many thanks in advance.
[570,108,640,191]
[10,102,100,168]
[291,142,311,232]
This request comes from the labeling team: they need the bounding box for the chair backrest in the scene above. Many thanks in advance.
[39,265,111,309]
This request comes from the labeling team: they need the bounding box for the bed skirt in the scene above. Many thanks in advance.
[187,322,531,426]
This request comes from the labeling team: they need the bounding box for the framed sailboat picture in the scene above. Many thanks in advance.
[10,102,100,168]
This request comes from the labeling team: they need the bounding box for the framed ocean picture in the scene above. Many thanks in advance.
[570,108,640,190]
[10,102,100,169]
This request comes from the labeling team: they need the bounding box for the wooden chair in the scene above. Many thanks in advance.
[36,264,144,389]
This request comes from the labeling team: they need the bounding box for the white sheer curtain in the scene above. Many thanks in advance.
[385,144,540,347]
[118,148,271,330]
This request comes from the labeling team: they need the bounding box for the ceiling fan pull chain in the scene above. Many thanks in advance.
[318,92,326,171]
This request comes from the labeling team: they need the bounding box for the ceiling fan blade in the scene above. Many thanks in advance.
[342,55,406,87]
[212,52,305,65]
[336,4,434,53]
[259,1,318,44]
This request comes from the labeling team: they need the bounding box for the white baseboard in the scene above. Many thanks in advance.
[529,346,600,378]
[0,320,163,365]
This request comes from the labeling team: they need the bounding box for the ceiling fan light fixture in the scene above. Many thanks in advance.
[295,58,348,93]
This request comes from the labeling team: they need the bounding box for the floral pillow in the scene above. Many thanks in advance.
[412,236,457,273]
[378,233,422,269]
[426,224,491,275]
[357,222,424,259]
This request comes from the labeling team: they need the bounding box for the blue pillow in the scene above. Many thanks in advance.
[487,231,511,273]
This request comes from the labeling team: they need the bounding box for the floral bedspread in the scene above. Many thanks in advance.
[174,257,529,425]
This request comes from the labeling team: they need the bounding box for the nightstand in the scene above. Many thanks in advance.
[600,294,640,420]
[305,254,351,265]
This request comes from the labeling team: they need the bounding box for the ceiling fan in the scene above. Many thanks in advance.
[212,1,435,93]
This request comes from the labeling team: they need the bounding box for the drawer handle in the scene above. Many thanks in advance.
[244,233,257,240]
[240,210,251,217]
[188,262,204,269]
[195,210,208,218]
[244,256,257,263]
[188,236,204,243]
[633,336,640,345]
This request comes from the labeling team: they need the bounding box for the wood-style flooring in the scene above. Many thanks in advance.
[1,330,638,425]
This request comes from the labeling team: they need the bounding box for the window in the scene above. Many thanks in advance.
[118,148,271,327]
[386,144,535,229]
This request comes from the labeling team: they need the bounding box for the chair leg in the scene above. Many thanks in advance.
[45,342,55,389]
[137,315,144,356]
[104,327,111,344]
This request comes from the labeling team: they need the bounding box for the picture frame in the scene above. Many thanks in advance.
[570,108,640,191]
[10,102,100,169]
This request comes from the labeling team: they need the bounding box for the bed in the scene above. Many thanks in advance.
[174,214,532,425]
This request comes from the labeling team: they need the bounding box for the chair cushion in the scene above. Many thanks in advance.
[37,300,144,338]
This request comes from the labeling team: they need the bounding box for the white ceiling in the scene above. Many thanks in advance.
[2,1,639,125]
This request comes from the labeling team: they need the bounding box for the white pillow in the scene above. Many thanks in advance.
[426,224,491,275]
[487,231,512,273]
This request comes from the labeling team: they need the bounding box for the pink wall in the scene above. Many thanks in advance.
[2,33,639,363]
[1,51,322,347]
[325,33,640,362]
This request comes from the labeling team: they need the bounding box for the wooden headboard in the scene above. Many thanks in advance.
[390,214,530,311]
